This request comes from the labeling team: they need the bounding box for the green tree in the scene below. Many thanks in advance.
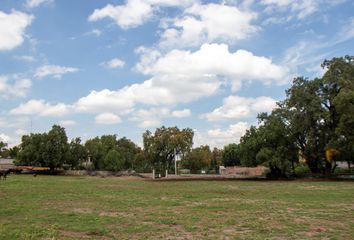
[67,138,87,169]
[103,149,125,171]
[85,137,104,170]
[256,111,298,178]
[182,145,212,172]
[42,125,69,171]
[238,126,263,167]
[16,125,69,170]
[222,144,240,166]
[321,56,354,169]
[117,137,141,169]
[211,147,223,171]
[9,146,20,159]
[282,56,354,173]
[17,133,46,166]
[100,135,118,155]
[132,151,151,172]
[143,126,194,175]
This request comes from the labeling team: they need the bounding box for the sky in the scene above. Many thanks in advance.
[0,0,353,148]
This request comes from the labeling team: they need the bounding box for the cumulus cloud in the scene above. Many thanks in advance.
[0,75,32,97]
[194,122,250,148]
[0,10,33,51]
[137,43,289,92]
[159,3,259,48]
[70,43,288,117]
[26,0,53,8]
[15,129,28,136]
[130,108,169,128]
[9,42,287,128]
[95,113,121,124]
[171,109,191,118]
[130,107,191,128]
[10,99,71,117]
[202,95,277,121]
[101,58,125,69]
[59,120,77,126]
[88,0,196,29]
[34,65,79,79]
[0,133,11,144]
[75,89,135,115]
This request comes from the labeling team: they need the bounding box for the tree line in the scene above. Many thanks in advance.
[1,56,353,178]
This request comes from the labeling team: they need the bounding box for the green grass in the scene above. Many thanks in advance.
[0,175,353,239]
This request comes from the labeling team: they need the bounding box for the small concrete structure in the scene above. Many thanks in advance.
[0,158,14,169]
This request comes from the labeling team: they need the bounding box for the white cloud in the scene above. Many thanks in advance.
[171,109,191,118]
[0,133,11,144]
[10,99,71,117]
[15,129,28,136]
[194,122,250,148]
[95,113,121,125]
[10,43,288,127]
[203,95,277,121]
[130,108,168,128]
[59,120,77,126]
[261,0,318,18]
[0,75,32,97]
[26,0,53,8]
[137,43,289,93]
[75,89,135,115]
[34,65,79,79]
[13,55,36,62]
[88,0,197,29]
[73,43,287,116]
[0,10,33,51]
[101,58,125,69]
[159,3,259,48]
[87,28,102,36]
[130,107,191,128]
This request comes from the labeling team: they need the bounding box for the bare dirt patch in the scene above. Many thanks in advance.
[60,230,110,239]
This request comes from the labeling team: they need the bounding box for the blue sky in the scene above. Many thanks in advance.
[0,0,353,147]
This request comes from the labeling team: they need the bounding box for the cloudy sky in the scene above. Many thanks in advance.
[0,0,353,147]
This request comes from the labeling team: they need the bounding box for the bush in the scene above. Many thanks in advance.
[294,164,311,176]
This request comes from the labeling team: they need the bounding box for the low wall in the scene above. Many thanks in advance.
[220,166,267,177]
[0,158,14,170]
[60,170,152,178]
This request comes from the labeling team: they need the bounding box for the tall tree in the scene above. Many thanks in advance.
[17,133,46,166]
[256,111,298,178]
[211,147,223,171]
[238,126,263,167]
[182,145,212,172]
[283,56,354,173]
[222,144,241,166]
[42,125,69,171]
[143,126,194,175]
[103,149,125,171]
[116,137,141,169]
[67,138,87,169]
[85,137,104,170]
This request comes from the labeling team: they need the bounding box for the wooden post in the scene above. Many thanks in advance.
[152,168,155,179]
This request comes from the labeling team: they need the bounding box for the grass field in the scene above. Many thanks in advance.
[0,175,353,239]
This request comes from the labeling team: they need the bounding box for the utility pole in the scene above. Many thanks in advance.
[174,148,178,175]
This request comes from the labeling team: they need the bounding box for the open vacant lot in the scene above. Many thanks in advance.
[0,175,353,239]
